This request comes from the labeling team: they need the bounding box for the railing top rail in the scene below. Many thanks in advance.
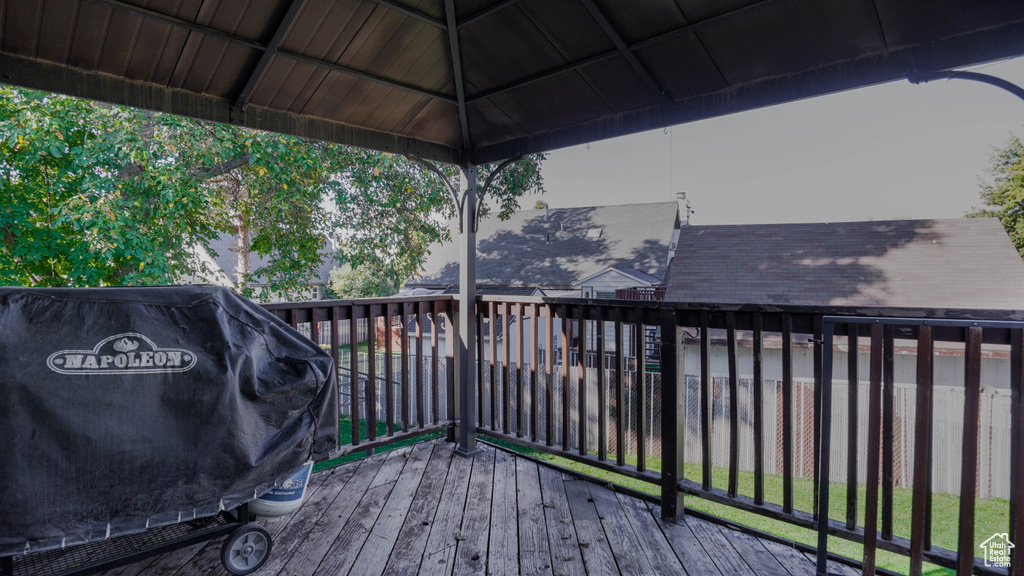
[476,294,1024,322]
[823,315,1024,329]
[261,294,456,310]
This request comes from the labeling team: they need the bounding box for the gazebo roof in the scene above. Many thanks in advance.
[3,0,1023,165]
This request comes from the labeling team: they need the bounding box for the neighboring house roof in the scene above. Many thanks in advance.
[398,287,447,297]
[576,266,662,288]
[441,286,544,297]
[408,202,679,290]
[544,289,584,298]
[664,218,1024,309]
[207,234,335,286]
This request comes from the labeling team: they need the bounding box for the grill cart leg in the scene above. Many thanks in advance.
[1,556,12,576]
[220,524,272,575]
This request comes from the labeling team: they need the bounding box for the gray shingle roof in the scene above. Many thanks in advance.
[664,218,1024,309]
[408,202,679,289]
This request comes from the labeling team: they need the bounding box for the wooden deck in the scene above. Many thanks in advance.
[101,441,861,576]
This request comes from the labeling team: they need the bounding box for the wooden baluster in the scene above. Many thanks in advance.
[909,325,934,576]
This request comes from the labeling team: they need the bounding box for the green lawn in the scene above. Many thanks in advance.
[479,436,1009,576]
[313,416,444,471]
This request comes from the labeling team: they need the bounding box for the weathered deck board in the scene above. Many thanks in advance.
[802,550,863,576]
[649,504,723,576]
[585,480,656,576]
[348,441,433,575]
[382,441,456,576]
[488,449,520,576]
[277,451,389,575]
[760,538,818,575]
[418,445,474,576]
[562,479,618,575]
[538,466,586,576]
[515,458,553,576]
[91,440,852,576]
[452,447,494,576]
[615,492,687,575]
[685,514,757,575]
[721,527,790,576]
[311,450,407,576]
[251,460,355,575]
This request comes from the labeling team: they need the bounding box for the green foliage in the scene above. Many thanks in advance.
[0,85,545,293]
[967,133,1024,259]
[0,87,220,286]
[327,263,402,298]
[333,150,545,282]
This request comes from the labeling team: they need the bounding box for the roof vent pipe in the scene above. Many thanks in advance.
[545,203,549,221]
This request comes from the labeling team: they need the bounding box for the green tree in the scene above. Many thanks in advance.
[0,86,544,295]
[326,263,402,298]
[0,88,220,286]
[967,133,1024,259]
[336,150,545,282]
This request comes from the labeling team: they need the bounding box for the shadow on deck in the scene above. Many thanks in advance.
[102,441,859,576]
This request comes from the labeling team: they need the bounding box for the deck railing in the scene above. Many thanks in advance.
[263,295,1024,576]
[262,296,457,457]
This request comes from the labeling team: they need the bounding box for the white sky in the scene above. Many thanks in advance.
[537,56,1024,225]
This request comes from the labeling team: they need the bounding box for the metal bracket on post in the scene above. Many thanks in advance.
[407,155,526,457]
[472,155,522,233]
[908,69,1024,103]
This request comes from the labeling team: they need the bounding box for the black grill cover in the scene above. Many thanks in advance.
[0,286,337,557]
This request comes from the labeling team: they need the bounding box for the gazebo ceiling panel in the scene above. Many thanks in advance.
[695,0,888,86]
[465,98,529,149]
[514,0,616,65]
[0,0,1022,166]
[452,0,496,22]
[634,34,728,101]
[400,97,462,145]
[280,0,375,61]
[591,0,690,45]
[329,6,443,84]
[476,71,617,141]
[874,0,1024,49]
[458,4,610,97]
[33,2,80,63]
[673,0,770,24]
[574,57,660,114]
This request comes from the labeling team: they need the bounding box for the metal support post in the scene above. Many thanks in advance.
[455,165,481,457]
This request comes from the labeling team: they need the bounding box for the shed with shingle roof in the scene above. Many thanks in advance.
[664,218,1024,309]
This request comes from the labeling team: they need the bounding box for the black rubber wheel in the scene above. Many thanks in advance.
[221,524,272,575]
